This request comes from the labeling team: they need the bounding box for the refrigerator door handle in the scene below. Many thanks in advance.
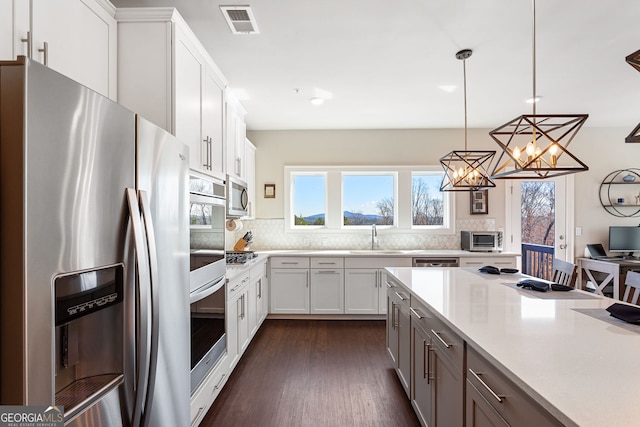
[138,190,161,427]
[126,188,153,427]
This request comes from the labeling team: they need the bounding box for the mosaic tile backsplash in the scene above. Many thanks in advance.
[226,218,497,251]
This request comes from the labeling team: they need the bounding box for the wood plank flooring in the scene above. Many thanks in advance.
[200,319,420,427]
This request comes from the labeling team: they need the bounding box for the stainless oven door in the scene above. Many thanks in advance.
[190,279,226,393]
[190,192,226,294]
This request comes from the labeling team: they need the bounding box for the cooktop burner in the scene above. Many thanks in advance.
[226,251,257,265]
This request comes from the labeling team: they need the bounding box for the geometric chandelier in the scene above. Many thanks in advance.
[440,49,496,191]
[625,49,640,143]
[489,0,589,179]
[489,114,589,179]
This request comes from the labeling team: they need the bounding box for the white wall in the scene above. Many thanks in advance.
[247,126,640,256]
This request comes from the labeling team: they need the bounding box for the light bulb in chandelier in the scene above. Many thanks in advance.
[549,143,558,167]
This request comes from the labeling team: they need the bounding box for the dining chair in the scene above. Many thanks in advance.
[622,271,640,305]
[551,258,576,287]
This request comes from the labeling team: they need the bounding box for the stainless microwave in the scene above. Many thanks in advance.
[461,231,503,252]
[226,174,249,218]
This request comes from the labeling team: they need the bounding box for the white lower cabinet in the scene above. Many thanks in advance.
[345,257,412,315]
[249,260,267,336]
[190,354,229,426]
[270,257,310,314]
[310,272,344,313]
[226,270,250,370]
[344,269,379,314]
[310,257,344,314]
[387,283,411,396]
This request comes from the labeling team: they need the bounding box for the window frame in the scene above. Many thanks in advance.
[284,165,455,234]
[341,171,398,229]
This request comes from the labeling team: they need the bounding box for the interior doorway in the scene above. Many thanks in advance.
[505,176,574,278]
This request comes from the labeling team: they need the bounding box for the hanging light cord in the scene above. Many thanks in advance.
[532,0,537,116]
[463,55,468,150]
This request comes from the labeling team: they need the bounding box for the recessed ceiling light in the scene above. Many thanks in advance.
[525,96,542,104]
[309,97,324,105]
[438,85,457,93]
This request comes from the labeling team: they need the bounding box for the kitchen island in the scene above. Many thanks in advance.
[385,267,640,427]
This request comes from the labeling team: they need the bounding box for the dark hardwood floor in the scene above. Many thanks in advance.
[200,319,420,427]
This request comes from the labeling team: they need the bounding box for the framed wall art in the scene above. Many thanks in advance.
[264,183,276,198]
[470,190,488,215]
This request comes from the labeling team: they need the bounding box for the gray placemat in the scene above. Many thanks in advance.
[501,282,599,300]
[573,308,640,334]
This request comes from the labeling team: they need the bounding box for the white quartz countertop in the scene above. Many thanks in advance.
[385,267,640,427]
[260,249,519,257]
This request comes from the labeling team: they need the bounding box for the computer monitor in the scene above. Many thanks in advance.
[608,226,640,258]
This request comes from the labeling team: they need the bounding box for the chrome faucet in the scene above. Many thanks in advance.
[371,224,378,250]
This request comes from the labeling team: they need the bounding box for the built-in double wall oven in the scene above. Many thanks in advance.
[189,173,227,393]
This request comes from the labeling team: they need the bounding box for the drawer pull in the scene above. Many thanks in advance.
[394,291,407,301]
[409,307,424,319]
[431,329,451,348]
[213,373,227,391]
[191,407,204,427]
[469,369,504,404]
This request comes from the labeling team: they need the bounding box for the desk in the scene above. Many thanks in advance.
[576,257,640,300]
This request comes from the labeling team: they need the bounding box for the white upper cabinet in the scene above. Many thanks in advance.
[244,138,256,218]
[0,0,29,60]
[1,0,116,99]
[202,64,225,175]
[225,91,248,180]
[116,7,229,177]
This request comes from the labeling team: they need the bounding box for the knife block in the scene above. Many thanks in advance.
[233,238,248,251]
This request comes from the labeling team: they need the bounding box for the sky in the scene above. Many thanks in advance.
[293,173,442,217]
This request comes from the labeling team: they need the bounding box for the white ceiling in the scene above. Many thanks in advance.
[111,0,640,131]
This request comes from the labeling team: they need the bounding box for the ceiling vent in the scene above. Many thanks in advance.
[220,6,260,34]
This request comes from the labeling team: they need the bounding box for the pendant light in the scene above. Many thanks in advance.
[439,49,496,192]
[625,49,640,143]
[489,0,588,180]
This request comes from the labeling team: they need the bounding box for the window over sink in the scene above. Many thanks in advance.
[284,166,454,234]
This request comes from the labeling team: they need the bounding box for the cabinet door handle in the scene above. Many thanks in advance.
[426,343,433,384]
[257,278,262,299]
[468,369,504,404]
[431,329,451,349]
[21,31,32,58]
[423,339,428,379]
[38,41,48,66]
[409,307,424,319]
[306,270,309,287]
[202,138,209,168]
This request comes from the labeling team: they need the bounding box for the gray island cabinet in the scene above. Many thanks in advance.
[385,266,640,427]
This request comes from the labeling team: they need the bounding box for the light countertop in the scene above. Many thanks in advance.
[385,267,640,427]
[258,249,519,257]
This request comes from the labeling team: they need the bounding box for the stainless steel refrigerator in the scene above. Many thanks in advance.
[0,58,190,426]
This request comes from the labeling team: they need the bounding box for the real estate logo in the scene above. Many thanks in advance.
[0,405,64,427]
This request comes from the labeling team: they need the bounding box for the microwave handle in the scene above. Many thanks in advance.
[240,187,249,210]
